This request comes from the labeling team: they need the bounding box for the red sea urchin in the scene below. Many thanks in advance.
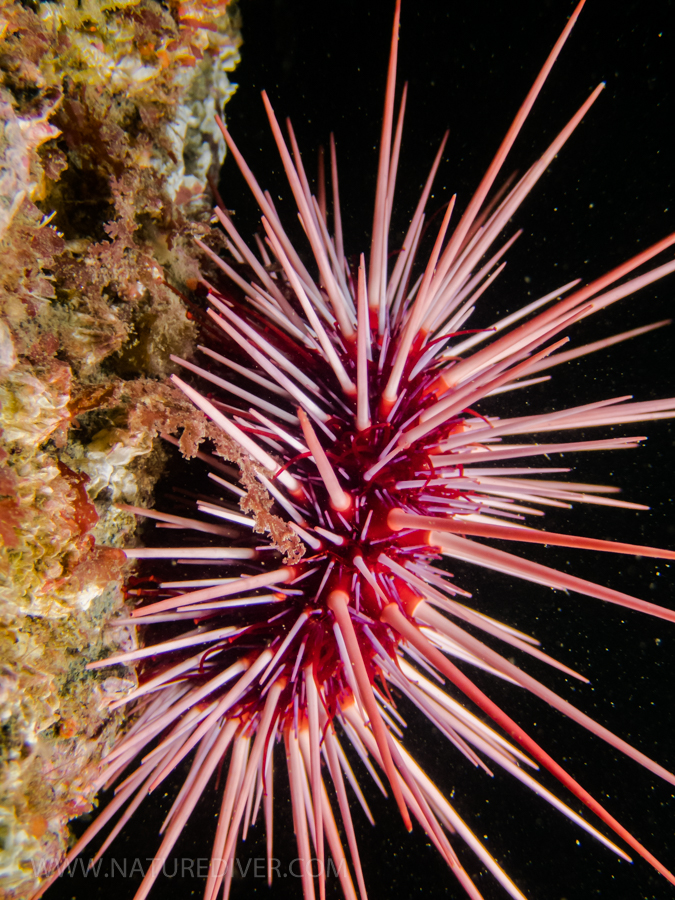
[36,2,675,899]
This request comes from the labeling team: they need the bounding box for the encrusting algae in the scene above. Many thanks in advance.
[0,0,241,893]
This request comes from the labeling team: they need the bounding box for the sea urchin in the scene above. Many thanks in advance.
[36,2,675,899]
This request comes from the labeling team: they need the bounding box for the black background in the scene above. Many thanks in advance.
[47,1,675,899]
